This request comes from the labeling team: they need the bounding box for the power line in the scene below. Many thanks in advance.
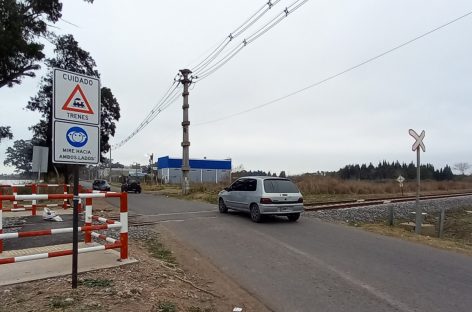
[191,0,281,74]
[111,0,306,150]
[193,0,309,81]
[194,9,472,126]
[112,82,182,149]
[60,18,80,28]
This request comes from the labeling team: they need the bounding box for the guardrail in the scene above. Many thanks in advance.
[0,191,128,265]
[0,184,72,215]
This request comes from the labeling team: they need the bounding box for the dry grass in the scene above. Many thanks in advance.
[360,224,472,256]
[291,175,472,203]
[140,176,472,205]
[293,175,472,195]
[345,207,472,255]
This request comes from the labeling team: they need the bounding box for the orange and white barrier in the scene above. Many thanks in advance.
[0,191,128,264]
[0,184,72,215]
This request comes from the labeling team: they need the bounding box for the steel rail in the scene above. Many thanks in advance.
[304,192,472,211]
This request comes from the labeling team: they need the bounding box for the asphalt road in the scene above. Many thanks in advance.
[84,184,472,312]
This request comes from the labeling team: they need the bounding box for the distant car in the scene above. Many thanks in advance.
[92,179,111,191]
[218,176,304,222]
[121,179,141,193]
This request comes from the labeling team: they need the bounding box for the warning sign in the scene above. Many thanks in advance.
[53,68,100,126]
[62,84,94,114]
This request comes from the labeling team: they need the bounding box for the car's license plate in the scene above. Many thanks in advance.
[280,207,291,212]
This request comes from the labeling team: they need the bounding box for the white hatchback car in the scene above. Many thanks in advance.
[218,176,304,222]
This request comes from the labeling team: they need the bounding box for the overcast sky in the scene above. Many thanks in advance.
[1,0,472,175]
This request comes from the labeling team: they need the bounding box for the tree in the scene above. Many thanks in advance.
[0,0,62,88]
[4,139,33,173]
[0,0,94,88]
[26,34,120,174]
[279,171,286,178]
[232,164,245,172]
[100,87,120,156]
[0,126,13,143]
[453,162,470,175]
[442,165,454,180]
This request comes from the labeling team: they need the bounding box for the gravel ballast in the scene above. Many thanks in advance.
[306,195,472,223]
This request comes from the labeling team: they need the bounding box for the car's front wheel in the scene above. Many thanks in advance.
[218,198,228,213]
[250,204,262,223]
[287,213,300,222]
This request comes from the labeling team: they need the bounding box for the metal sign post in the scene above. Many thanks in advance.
[52,68,100,288]
[396,175,405,196]
[32,146,49,182]
[409,129,425,234]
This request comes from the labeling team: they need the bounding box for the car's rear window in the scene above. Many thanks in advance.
[263,179,299,193]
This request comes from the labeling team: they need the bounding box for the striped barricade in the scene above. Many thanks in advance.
[0,184,72,215]
[0,191,128,264]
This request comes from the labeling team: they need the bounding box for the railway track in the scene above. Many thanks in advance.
[304,192,472,211]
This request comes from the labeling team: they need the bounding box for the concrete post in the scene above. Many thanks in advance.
[438,208,445,238]
[180,69,192,195]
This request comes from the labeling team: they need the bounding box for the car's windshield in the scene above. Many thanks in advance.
[263,179,299,193]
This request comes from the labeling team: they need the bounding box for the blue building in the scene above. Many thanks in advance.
[157,156,232,184]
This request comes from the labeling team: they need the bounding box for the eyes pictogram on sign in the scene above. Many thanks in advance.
[66,126,88,148]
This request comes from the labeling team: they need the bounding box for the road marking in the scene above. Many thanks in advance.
[159,219,185,223]
[246,227,416,312]
[145,216,217,223]
[137,210,216,217]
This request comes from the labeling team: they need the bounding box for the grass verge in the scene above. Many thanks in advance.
[146,237,177,264]
[354,207,472,256]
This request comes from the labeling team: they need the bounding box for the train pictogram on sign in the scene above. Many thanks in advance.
[62,84,94,114]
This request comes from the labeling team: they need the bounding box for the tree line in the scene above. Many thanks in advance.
[338,161,454,181]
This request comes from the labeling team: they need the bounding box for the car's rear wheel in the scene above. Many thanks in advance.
[218,198,228,213]
[287,213,300,222]
[250,204,262,223]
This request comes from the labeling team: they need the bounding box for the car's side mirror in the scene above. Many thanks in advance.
[224,187,231,192]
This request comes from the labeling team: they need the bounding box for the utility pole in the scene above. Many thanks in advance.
[148,153,154,184]
[180,69,192,195]
[109,148,112,182]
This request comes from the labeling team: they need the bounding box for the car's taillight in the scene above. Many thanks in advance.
[298,197,304,203]
[260,198,272,204]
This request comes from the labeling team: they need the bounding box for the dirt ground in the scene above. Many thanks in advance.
[0,200,270,312]
[355,207,472,256]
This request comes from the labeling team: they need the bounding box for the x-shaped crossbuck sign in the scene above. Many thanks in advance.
[409,129,425,152]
